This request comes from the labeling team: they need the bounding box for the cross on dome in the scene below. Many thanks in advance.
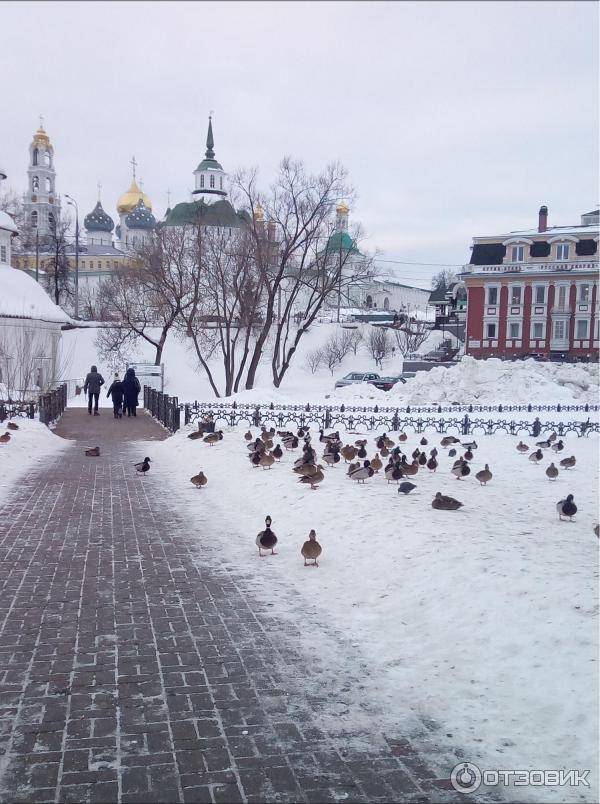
[130,155,137,179]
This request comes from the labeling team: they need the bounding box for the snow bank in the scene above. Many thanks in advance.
[0,265,72,323]
[0,417,70,508]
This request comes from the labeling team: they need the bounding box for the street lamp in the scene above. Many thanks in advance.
[65,194,79,319]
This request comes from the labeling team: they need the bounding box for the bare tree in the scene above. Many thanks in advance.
[305,347,323,374]
[44,214,73,307]
[367,326,392,368]
[392,319,431,356]
[347,327,363,355]
[431,268,458,290]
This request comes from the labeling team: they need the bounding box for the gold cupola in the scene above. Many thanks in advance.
[253,202,265,222]
[32,124,50,148]
[336,200,350,215]
[117,177,152,215]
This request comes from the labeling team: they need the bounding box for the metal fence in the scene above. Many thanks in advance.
[39,384,68,425]
[144,386,181,432]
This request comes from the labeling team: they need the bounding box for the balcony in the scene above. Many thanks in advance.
[462,260,599,275]
[551,305,573,315]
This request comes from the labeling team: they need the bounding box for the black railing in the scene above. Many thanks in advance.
[0,400,36,422]
[144,386,181,432]
[39,384,68,425]
[180,399,598,438]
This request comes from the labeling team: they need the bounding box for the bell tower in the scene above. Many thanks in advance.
[23,117,61,237]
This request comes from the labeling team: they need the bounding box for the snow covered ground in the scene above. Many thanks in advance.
[143,422,599,803]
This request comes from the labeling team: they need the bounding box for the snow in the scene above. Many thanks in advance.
[145,421,599,802]
[0,211,17,235]
[0,417,70,508]
[0,266,72,323]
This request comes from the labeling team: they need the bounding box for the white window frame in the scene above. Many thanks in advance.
[531,321,544,340]
[534,285,546,304]
[210,174,215,188]
[553,319,566,340]
[575,319,589,339]
[555,284,568,310]
[200,175,204,188]
[511,245,524,262]
[486,285,499,305]
[486,322,497,339]
[507,321,521,340]
[556,243,569,261]
[578,284,590,303]
[509,285,523,305]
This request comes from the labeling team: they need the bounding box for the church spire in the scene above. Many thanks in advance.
[205,116,215,160]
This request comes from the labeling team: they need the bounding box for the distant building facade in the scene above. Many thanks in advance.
[461,206,599,361]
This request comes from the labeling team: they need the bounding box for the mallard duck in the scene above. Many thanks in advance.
[85,446,100,457]
[461,440,477,450]
[383,436,395,449]
[402,460,419,477]
[244,431,253,441]
[298,465,325,489]
[451,459,470,480]
[259,452,275,470]
[430,447,438,458]
[347,461,360,476]
[420,437,428,446]
[204,431,224,445]
[418,452,427,466]
[376,434,387,450]
[426,456,438,472]
[463,448,474,462]
[349,460,374,483]
[272,444,283,461]
[380,445,389,458]
[190,471,207,488]
[448,448,457,458]
[283,435,299,450]
[262,438,274,450]
[293,462,318,477]
[357,444,367,459]
[341,444,357,463]
[398,432,408,442]
[301,529,322,566]
[6,422,19,431]
[559,455,576,469]
[370,453,383,473]
[441,436,460,447]
[545,463,559,481]
[411,448,421,460]
[398,481,417,495]
[0,432,11,444]
[516,441,529,453]
[256,516,277,555]
[188,431,204,440]
[432,491,463,510]
[548,432,557,443]
[250,451,261,468]
[475,464,492,485]
[134,457,151,475]
[536,438,553,449]
[384,461,403,483]
[354,438,368,447]
[247,438,264,453]
[556,494,577,521]
[551,440,564,453]
[528,448,543,464]
[322,450,340,467]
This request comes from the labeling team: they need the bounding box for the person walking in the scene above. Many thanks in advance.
[106,373,124,419]
[122,367,141,417]
[83,364,105,415]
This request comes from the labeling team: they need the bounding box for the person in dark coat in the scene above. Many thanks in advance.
[122,367,141,417]
[106,373,124,419]
[83,364,105,415]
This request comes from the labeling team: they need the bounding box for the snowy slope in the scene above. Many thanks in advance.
[0,265,72,323]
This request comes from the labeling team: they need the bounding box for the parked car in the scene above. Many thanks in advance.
[423,349,448,362]
[370,374,407,391]
[334,372,406,391]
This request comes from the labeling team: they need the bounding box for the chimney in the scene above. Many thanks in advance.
[538,205,548,233]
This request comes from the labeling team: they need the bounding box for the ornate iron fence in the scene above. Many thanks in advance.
[144,386,181,432]
[39,384,68,425]
[0,400,36,422]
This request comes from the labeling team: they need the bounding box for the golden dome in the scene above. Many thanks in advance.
[32,126,50,147]
[117,178,152,215]
[336,200,350,215]
[254,203,265,222]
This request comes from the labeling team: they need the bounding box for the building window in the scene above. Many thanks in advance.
[579,284,590,302]
[48,212,55,230]
[510,286,522,304]
[511,245,524,262]
[200,175,204,188]
[219,176,223,190]
[33,148,38,166]
[532,322,544,339]
[486,323,496,338]
[210,175,215,188]
[556,285,568,310]
[553,320,566,340]
[366,295,373,308]
[0,245,6,263]
[576,319,589,339]
[32,176,39,192]
[534,285,546,304]
[487,286,498,305]
[31,211,38,227]
[81,260,85,269]
[383,297,390,311]
[556,243,569,261]
[508,322,520,339]
[114,261,118,269]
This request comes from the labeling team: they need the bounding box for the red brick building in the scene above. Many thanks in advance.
[461,207,599,361]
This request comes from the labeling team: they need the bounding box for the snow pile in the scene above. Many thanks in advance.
[145,424,599,802]
[0,265,72,323]
[0,417,70,507]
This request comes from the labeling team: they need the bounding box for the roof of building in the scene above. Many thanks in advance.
[16,242,127,257]
[195,117,224,172]
[0,265,72,323]
[428,285,450,303]
[321,230,361,256]
[164,198,249,228]
[84,201,114,233]
[0,210,18,234]
[371,276,431,292]
[125,199,156,230]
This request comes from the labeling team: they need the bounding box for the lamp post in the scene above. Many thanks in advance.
[65,194,79,319]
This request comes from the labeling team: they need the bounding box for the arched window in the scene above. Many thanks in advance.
[45,177,52,192]
[383,297,390,311]
[31,211,38,227]
[44,151,51,166]
[32,176,39,192]
[366,294,373,309]
[33,148,38,166]
[210,174,215,188]
[219,176,223,190]
[48,213,55,230]
[200,175,204,188]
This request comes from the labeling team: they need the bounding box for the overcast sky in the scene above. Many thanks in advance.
[2,1,598,286]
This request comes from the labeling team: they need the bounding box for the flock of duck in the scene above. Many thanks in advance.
[179,419,598,561]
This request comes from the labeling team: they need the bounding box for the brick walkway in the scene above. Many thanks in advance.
[0,409,472,803]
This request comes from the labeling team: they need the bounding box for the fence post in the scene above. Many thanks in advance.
[462,414,470,435]
[532,417,541,437]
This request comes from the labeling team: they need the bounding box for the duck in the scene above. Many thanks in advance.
[595,524,599,539]
[451,459,470,480]
[398,481,417,495]
[244,431,253,441]
[426,456,438,472]
[432,491,463,511]
[319,429,332,444]
[420,437,428,446]
[134,457,151,475]
[349,460,374,483]
[402,460,419,477]
[322,450,341,467]
[380,445,389,458]
[84,446,100,457]
[354,438,368,447]
[204,431,224,445]
[461,440,477,450]
[463,448,474,462]
[190,471,208,488]
[0,432,11,444]
[516,441,529,453]
[283,435,299,450]
[559,455,576,469]
[347,460,360,476]
[528,449,543,464]
[398,432,408,442]
[551,440,564,453]
[547,432,557,443]
[383,436,395,449]
[536,438,553,449]
[256,516,277,555]
[301,529,322,566]
[376,434,387,450]
[475,464,492,485]
[247,437,265,453]
[250,451,261,468]
[370,453,383,473]
[272,444,283,461]
[298,465,325,489]
[545,463,559,481]
[357,443,367,459]
[556,494,577,521]
[429,447,438,458]
[448,448,457,458]
[411,448,421,460]
[6,422,19,431]
[258,452,275,470]
[188,430,204,440]
[418,452,427,466]
[297,427,307,438]
[341,444,357,463]
[384,461,404,483]
[293,462,318,477]
[262,438,274,451]
[441,436,460,447]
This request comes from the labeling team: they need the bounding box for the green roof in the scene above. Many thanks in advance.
[321,230,361,256]
[195,157,224,172]
[164,198,250,228]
